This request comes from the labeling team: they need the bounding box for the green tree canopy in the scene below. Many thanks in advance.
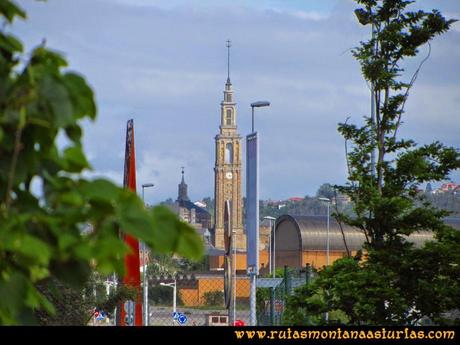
[286,0,460,326]
[316,183,335,200]
[0,1,203,325]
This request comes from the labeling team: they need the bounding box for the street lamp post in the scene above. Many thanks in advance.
[250,101,270,133]
[160,280,177,321]
[142,183,154,205]
[247,100,270,327]
[318,197,331,266]
[319,197,331,322]
[141,183,154,326]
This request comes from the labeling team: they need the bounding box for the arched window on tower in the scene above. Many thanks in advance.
[225,143,233,163]
[226,109,232,126]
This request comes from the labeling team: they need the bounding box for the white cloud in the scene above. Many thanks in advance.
[268,8,328,21]
[121,68,220,101]
[82,170,124,186]
[13,0,460,201]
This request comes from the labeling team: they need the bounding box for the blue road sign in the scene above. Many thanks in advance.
[172,312,188,325]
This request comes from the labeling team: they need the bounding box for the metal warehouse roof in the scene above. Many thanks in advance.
[275,215,459,252]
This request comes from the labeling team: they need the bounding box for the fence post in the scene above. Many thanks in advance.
[284,265,288,296]
[305,264,310,285]
[270,287,275,325]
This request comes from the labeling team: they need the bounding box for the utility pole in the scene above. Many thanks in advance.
[141,183,154,326]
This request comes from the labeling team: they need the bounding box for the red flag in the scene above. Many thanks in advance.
[118,119,143,326]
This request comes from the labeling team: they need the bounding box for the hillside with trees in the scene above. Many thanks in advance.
[176,181,460,224]
[285,0,460,326]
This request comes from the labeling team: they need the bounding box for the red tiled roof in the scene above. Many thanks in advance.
[441,182,458,191]
[288,197,304,202]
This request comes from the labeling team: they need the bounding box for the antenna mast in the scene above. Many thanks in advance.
[226,39,231,82]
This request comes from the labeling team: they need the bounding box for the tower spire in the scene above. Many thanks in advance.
[226,39,231,84]
[177,166,189,202]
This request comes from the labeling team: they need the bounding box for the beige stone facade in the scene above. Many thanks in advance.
[214,78,246,250]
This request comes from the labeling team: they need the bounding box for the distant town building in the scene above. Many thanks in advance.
[334,194,351,205]
[440,182,458,192]
[431,182,458,194]
[169,168,212,238]
[454,186,460,196]
[266,200,287,209]
[288,197,304,203]
[425,182,433,194]
[194,201,207,208]
[278,204,286,209]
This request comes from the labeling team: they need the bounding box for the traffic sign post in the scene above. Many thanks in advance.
[124,300,135,326]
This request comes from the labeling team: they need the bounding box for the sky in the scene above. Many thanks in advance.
[11,0,460,205]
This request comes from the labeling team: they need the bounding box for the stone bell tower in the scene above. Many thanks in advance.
[214,40,245,250]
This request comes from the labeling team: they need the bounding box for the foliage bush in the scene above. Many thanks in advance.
[149,285,184,306]
[0,1,203,324]
[203,290,224,307]
[285,0,460,326]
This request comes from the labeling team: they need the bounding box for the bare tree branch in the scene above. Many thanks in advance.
[393,42,432,140]
[333,188,351,257]
[5,124,23,209]
[343,116,353,179]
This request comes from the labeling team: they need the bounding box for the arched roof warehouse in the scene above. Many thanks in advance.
[277,215,366,252]
[274,215,460,269]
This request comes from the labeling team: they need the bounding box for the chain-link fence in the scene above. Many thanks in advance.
[148,271,249,326]
[256,265,315,326]
[147,264,315,326]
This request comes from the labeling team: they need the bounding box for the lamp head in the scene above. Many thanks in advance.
[251,101,270,108]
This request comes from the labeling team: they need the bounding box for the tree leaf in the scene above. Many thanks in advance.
[62,73,96,120]
[115,191,153,239]
[39,75,73,127]
[0,33,23,53]
[78,179,120,203]
[62,145,90,172]
[0,1,26,23]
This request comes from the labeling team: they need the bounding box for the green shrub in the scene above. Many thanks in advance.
[203,290,224,306]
